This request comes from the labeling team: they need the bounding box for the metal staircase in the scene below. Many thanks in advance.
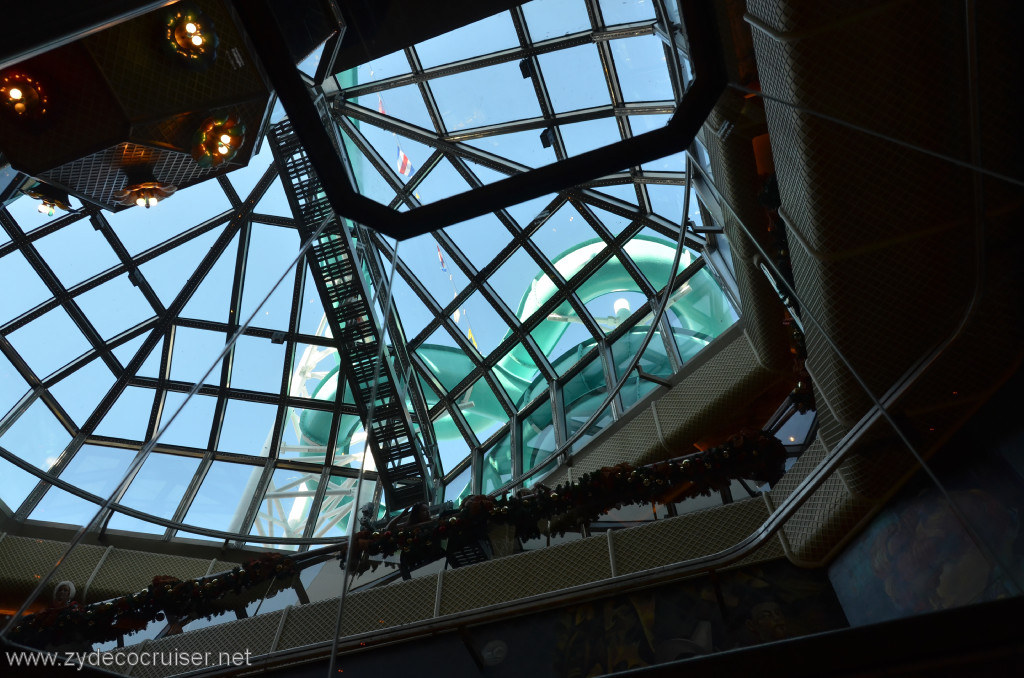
[267,116,431,510]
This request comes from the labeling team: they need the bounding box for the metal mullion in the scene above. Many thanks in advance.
[226,458,275,549]
[299,466,333,546]
[172,316,332,347]
[510,5,568,162]
[163,453,213,541]
[128,375,349,411]
[334,22,658,103]
[128,212,234,267]
[80,214,245,451]
[652,0,686,102]
[0,207,87,252]
[604,258,708,346]
[217,175,242,209]
[212,219,253,452]
[405,46,447,136]
[336,116,410,196]
[595,339,624,421]
[91,212,166,316]
[250,214,297,228]
[0,211,123,379]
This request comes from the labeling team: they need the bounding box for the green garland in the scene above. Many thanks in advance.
[11,431,785,649]
[10,553,296,649]
[351,430,786,572]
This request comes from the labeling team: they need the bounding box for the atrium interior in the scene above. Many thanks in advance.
[1,1,1022,676]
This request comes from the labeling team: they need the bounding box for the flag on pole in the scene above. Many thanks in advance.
[453,308,461,324]
[467,327,478,349]
[377,93,386,115]
[396,145,413,176]
[437,245,447,272]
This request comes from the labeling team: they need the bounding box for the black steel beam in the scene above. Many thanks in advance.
[235,0,723,241]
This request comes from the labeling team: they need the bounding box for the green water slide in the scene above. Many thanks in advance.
[296,236,735,487]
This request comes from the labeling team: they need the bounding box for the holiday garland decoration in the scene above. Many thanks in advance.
[10,553,297,649]
[349,430,787,574]
[10,431,785,649]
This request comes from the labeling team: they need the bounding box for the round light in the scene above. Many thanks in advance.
[217,144,229,155]
[146,196,158,208]
[9,88,22,100]
[191,34,204,46]
[136,197,147,207]
[37,202,49,214]
[185,22,197,34]
[219,134,231,144]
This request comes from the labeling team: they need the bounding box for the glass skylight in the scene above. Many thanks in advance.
[0,0,737,548]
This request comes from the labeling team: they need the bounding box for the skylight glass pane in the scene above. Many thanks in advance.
[537,45,610,113]
[458,290,509,357]
[431,61,543,131]
[0,398,70,471]
[29,445,133,526]
[412,157,470,204]
[663,267,738,360]
[0,457,41,513]
[227,136,276,199]
[255,175,291,217]
[298,265,330,336]
[33,219,119,288]
[108,179,232,256]
[138,226,225,307]
[169,327,225,385]
[445,465,471,506]
[333,422,371,469]
[339,128,399,205]
[218,400,276,456]
[523,0,592,40]
[0,250,51,325]
[491,247,544,319]
[522,401,557,474]
[94,386,154,441]
[464,130,557,167]
[111,331,151,367]
[0,350,29,419]
[354,123,432,187]
[180,232,238,321]
[342,48,410,86]
[7,306,91,378]
[418,326,475,388]
[158,392,216,449]
[415,12,519,68]
[610,35,673,102]
[48,355,116,426]
[538,316,595,376]
[289,343,339,400]
[241,224,298,330]
[559,117,624,157]
[249,468,321,541]
[182,460,259,533]
[612,322,673,408]
[481,430,512,493]
[108,453,201,534]
[312,476,372,539]
[280,406,331,461]
[458,376,509,445]
[443,214,511,272]
[530,201,600,265]
[350,83,436,131]
[600,0,656,25]
[564,354,613,451]
[73,274,155,339]
[388,273,432,340]
[228,335,285,394]
[433,410,470,473]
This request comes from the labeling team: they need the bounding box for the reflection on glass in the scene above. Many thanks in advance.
[29,445,132,525]
[108,453,201,534]
[481,430,513,494]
